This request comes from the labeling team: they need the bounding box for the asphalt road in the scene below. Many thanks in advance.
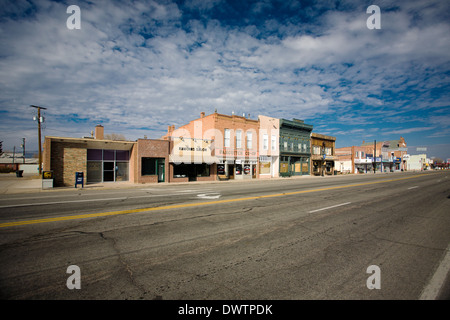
[0,171,449,300]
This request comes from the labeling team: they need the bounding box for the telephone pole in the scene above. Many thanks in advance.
[30,105,47,175]
[21,138,26,164]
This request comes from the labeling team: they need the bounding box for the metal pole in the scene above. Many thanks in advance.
[22,138,25,164]
[373,140,376,174]
[37,107,42,175]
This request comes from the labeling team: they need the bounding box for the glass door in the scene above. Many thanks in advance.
[103,161,115,182]
[158,161,165,182]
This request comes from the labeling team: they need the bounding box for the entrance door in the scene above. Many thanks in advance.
[158,162,165,182]
[228,164,235,179]
[103,162,115,182]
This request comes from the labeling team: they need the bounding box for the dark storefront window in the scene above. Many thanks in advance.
[87,149,130,183]
[196,164,210,177]
[173,164,210,178]
[142,158,164,176]
[87,149,102,161]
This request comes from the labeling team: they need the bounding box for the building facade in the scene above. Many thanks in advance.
[310,133,337,176]
[279,119,313,177]
[163,111,259,181]
[336,137,407,174]
[44,125,173,186]
[258,115,280,179]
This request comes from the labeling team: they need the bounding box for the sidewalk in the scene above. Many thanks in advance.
[0,170,406,195]
[0,173,144,195]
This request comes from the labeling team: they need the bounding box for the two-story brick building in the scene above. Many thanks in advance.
[163,111,260,181]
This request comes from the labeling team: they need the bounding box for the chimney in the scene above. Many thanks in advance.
[200,112,205,118]
[95,125,104,140]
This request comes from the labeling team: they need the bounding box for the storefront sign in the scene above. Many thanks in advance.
[170,137,218,164]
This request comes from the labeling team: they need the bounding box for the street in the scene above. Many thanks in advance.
[0,171,449,300]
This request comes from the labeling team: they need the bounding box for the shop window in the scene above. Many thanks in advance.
[196,164,210,177]
[87,161,102,183]
[236,164,242,175]
[142,158,163,175]
[259,161,271,174]
[87,149,102,161]
[116,150,130,161]
[103,150,115,161]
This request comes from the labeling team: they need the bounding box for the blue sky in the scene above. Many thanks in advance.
[1,0,449,159]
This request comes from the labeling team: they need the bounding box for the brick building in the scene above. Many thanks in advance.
[163,111,260,181]
[44,125,175,186]
[336,137,407,174]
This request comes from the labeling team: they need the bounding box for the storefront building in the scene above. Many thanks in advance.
[168,136,217,182]
[336,137,407,174]
[44,125,171,186]
[361,138,407,171]
[258,115,280,179]
[279,119,313,177]
[310,133,337,176]
[163,111,259,181]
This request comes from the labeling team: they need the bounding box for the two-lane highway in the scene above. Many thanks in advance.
[0,171,449,299]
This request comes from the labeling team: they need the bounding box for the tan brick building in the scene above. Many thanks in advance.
[44,125,173,186]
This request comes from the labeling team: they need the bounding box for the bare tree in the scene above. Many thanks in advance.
[104,133,127,141]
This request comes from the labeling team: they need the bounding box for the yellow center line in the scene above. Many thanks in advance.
[0,173,430,228]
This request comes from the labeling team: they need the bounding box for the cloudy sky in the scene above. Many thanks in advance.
[1,0,449,159]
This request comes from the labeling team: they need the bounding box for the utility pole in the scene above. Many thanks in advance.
[21,138,26,164]
[30,105,47,175]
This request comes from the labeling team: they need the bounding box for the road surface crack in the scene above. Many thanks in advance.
[99,231,148,296]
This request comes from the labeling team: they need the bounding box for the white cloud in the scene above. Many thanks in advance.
[0,0,449,152]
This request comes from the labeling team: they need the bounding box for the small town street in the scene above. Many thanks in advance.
[0,171,449,300]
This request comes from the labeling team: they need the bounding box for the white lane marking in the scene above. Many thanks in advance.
[0,192,210,209]
[309,202,351,213]
[197,193,221,199]
[420,244,450,300]
[408,186,419,190]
